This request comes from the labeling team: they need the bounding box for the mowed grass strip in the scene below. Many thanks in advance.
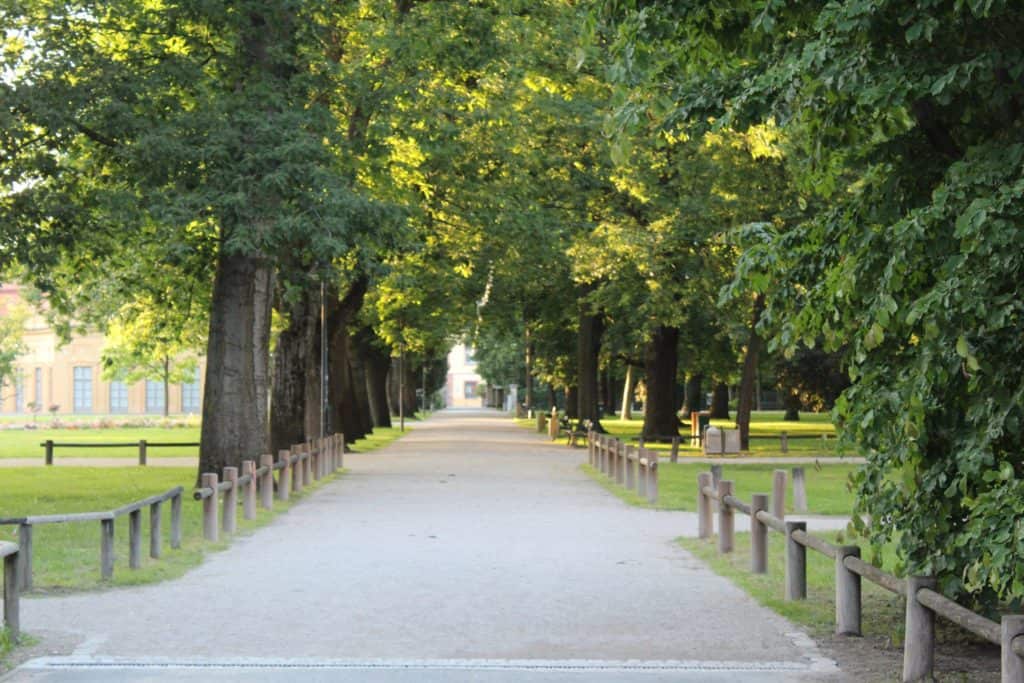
[0,426,408,591]
[520,411,844,457]
[582,461,859,516]
[0,427,202,459]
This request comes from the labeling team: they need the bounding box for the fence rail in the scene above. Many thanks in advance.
[0,486,183,587]
[39,439,199,466]
[695,469,1024,682]
[587,432,659,504]
[192,434,344,542]
[0,541,19,641]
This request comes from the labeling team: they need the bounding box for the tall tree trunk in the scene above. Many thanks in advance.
[641,325,680,439]
[620,364,636,420]
[270,287,315,454]
[682,373,705,416]
[362,338,392,428]
[565,386,579,419]
[199,250,263,479]
[547,385,556,411]
[737,295,765,450]
[604,364,616,415]
[709,381,730,419]
[524,331,533,413]
[251,264,274,455]
[326,278,368,443]
[348,333,374,437]
[576,308,604,430]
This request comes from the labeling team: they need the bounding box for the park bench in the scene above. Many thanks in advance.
[561,417,591,448]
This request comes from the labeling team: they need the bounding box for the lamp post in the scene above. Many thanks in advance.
[399,342,405,432]
[320,281,327,439]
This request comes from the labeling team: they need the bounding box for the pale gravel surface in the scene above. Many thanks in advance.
[5,409,851,681]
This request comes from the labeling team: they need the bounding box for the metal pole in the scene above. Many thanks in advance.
[421,362,426,413]
[399,343,405,432]
[320,281,327,439]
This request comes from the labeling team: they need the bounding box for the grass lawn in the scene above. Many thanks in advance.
[0,426,408,592]
[583,461,859,516]
[520,411,848,458]
[0,427,202,460]
[681,531,904,640]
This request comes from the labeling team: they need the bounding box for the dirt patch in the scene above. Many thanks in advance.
[818,631,1000,682]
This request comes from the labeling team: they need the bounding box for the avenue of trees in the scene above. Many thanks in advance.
[2,2,1022,611]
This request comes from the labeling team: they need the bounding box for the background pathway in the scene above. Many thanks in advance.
[6,410,850,681]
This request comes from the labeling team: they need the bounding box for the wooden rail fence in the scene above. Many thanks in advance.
[40,439,200,466]
[0,541,20,641]
[0,487,183,586]
[587,432,659,504]
[192,434,344,542]
[695,471,1024,682]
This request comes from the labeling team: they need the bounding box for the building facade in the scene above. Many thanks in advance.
[444,343,484,408]
[0,284,204,416]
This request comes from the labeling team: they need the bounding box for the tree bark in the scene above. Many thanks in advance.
[251,264,274,455]
[348,332,374,437]
[199,250,264,480]
[576,308,604,430]
[326,278,368,443]
[620,364,635,420]
[362,336,392,428]
[641,326,680,439]
[524,332,533,413]
[565,386,578,419]
[270,286,315,454]
[737,295,765,450]
[709,381,730,419]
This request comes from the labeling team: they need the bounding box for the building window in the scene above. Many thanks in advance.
[145,380,165,414]
[463,381,477,399]
[14,373,24,413]
[34,367,43,406]
[181,368,200,413]
[73,367,93,413]
[464,347,476,366]
[109,381,129,413]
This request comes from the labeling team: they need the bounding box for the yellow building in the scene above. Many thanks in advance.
[0,284,204,416]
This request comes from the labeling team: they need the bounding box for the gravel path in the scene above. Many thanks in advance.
[6,409,849,681]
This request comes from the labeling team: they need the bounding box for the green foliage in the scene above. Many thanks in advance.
[603,0,1024,610]
[0,302,27,388]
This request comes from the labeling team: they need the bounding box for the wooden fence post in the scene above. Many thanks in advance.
[903,576,936,682]
[785,521,807,600]
[780,431,788,453]
[772,469,787,520]
[751,493,768,574]
[792,467,808,513]
[710,464,723,512]
[1002,615,1024,682]
[149,500,162,559]
[292,446,303,493]
[3,548,19,641]
[242,460,257,520]
[835,545,861,636]
[697,473,713,539]
[170,490,182,549]
[303,442,313,486]
[201,472,219,541]
[260,454,274,510]
[549,408,558,440]
[670,436,680,464]
[128,508,142,569]
[277,449,291,501]
[138,439,148,466]
[626,446,637,491]
[16,523,32,591]
[223,466,238,534]
[647,449,658,504]
[337,433,345,469]
[44,440,54,466]
[718,480,735,554]
[100,518,115,579]
[311,440,321,481]
[536,410,546,433]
